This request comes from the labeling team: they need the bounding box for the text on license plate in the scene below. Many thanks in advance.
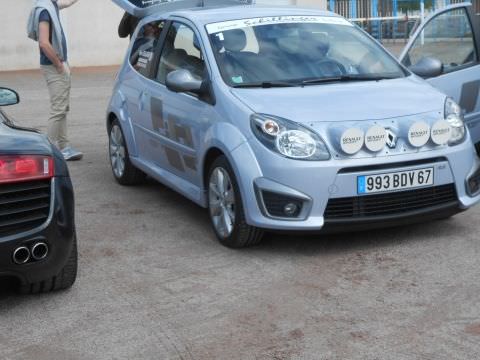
[357,167,434,194]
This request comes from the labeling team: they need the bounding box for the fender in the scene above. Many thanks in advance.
[106,90,139,157]
[199,121,262,210]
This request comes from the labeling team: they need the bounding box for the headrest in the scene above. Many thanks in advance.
[309,32,330,56]
[223,29,247,52]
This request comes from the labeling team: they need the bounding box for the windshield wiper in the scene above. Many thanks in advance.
[232,75,397,88]
[301,75,398,86]
[232,81,300,89]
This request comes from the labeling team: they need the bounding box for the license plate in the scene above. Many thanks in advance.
[357,167,434,194]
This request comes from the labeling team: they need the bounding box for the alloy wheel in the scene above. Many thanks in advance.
[209,167,236,238]
[110,125,126,178]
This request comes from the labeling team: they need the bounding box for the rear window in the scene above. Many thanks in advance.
[130,20,166,78]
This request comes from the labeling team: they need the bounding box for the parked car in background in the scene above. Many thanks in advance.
[107,0,480,248]
[0,87,77,293]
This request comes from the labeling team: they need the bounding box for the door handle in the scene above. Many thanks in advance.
[139,91,148,112]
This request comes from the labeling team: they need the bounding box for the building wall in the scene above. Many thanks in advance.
[0,0,128,71]
[0,0,326,72]
[295,0,328,8]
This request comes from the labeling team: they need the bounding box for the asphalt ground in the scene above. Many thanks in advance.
[0,67,480,360]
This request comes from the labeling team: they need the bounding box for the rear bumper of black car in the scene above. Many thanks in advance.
[0,176,75,285]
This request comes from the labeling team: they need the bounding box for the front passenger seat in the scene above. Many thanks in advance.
[222,29,260,83]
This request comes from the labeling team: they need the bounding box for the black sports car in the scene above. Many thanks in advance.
[0,87,77,294]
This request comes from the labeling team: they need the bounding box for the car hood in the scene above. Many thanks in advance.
[230,76,445,122]
[0,113,52,155]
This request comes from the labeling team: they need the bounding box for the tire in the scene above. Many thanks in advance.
[109,119,145,185]
[207,155,263,248]
[18,234,78,295]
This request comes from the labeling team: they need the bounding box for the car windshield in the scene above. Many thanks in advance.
[206,16,406,87]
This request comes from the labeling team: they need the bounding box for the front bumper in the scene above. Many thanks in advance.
[321,202,463,233]
[0,176,75,285]
[229,137,480,231]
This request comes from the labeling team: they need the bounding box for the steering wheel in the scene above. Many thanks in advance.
[315,58,347,77]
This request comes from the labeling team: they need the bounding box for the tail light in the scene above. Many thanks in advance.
[0,155,54,184]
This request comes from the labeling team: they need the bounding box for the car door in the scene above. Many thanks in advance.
[145,20,215,186]
[399,4,480,144]
[124,19,167,164]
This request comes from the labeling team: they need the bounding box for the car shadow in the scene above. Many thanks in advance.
[138,178,466,256]
[255,216,463,256]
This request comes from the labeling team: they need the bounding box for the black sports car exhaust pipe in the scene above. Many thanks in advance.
[13,243,49,264]
[13,246,30,265]
[31,242,49,261]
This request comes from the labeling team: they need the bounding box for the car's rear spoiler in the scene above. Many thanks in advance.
[112,0,254,18]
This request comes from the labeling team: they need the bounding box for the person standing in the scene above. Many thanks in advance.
[28,0,83,161]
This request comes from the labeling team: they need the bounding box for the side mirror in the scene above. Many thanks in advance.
[166,69,203,94]
[409,57,443,79]
[0,88,19,106]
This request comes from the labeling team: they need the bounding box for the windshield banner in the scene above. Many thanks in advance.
[206,15,353,34]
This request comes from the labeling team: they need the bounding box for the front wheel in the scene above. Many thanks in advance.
[109,119,145,185]
[208,156,263,248]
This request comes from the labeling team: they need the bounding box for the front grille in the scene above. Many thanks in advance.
[0,180,52,237]
[324,184,457,219]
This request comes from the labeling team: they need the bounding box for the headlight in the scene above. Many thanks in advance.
[445,97,466,145]
[251,114,330,161]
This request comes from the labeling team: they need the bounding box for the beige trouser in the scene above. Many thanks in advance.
[41,63,71,150]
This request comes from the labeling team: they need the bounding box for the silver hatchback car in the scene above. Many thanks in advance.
[107,0,480,247]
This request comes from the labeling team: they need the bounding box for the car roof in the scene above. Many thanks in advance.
[144,5,340,27]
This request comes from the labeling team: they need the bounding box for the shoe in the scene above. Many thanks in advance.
[61,147,83,161]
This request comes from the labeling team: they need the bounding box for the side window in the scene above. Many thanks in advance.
[130,20,166,78]
[157,22,206,84]
[405,8,478,73]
